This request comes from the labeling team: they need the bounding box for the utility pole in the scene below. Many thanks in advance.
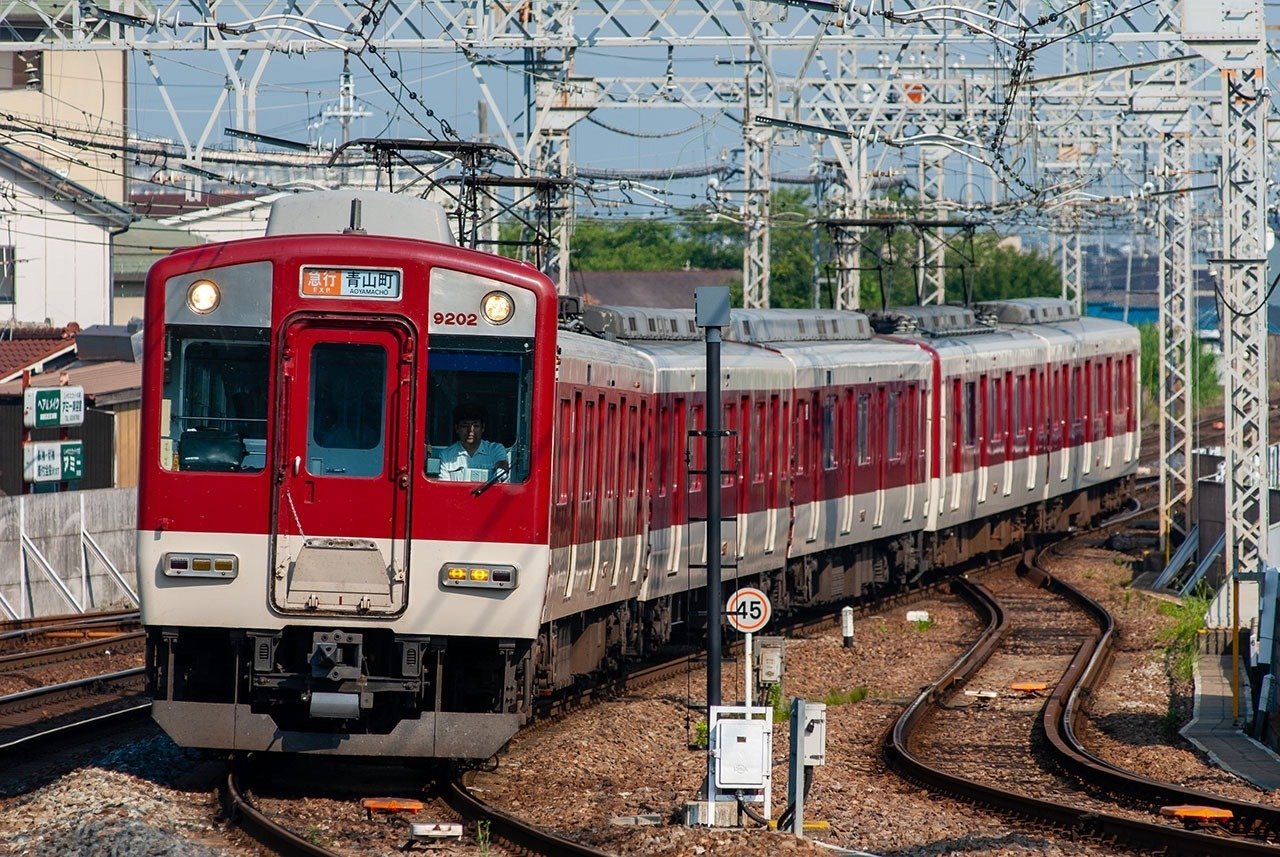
[323,55,370,186]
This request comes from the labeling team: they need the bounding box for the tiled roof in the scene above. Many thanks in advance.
[0,324,78,382]
[0,360,140,405]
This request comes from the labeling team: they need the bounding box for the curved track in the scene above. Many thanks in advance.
[886,519,1280,856]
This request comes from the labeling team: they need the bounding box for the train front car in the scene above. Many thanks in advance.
[138,191,558,759]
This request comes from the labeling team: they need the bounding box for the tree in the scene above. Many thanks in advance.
[1137,323,1221,413]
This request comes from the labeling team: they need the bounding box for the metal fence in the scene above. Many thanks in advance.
[0,487,138,619]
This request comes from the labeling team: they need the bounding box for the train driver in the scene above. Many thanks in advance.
[437,404,510,482]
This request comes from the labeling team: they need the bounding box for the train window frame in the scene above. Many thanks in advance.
[424,334,533,485]
[160,324,271,474]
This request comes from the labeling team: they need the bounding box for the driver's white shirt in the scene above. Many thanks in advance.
[437,440,509,481]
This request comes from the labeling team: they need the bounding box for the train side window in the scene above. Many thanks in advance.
[963,381,976,447]
[753,400,767,484]
[887,391,901,462]
[583,397,597,502]
[1014,375,1026,440]
[425,335,533,484]
[987,376,1002,451]
[555,398,572,505]
[822,395,837,470]
[856,392,870,465]
[794,398,808,477]
[657,403,670,498]
[689,403,705,493]
[722,400,738,487]
[161,325,270,473]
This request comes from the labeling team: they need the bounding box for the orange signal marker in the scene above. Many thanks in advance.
[1009,681,1049,693]
[1160,805,1233,827]
[361,797,425,818]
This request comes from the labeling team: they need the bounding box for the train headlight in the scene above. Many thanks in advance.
[187,279,221,314]
[481,290,514,325]
[440,562,517,590]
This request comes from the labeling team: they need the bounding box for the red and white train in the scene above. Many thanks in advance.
[138,190,1140,759]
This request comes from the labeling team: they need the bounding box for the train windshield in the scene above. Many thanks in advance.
[425,335,533,485]
[160,325,270,472]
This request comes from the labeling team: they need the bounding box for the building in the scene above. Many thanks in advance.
[0,8,127,204]
[0,146,132,327]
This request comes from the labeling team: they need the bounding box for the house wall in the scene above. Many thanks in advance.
[0,52,127,204]
[114,401,141,488]
[0,186,112,327]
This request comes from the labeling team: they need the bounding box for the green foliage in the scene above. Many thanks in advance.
[1137,323,1221,412]
[768,682,788,720]
[822,686,868,706]
[690,719,709,749]
[569,216,741,271]
[561,194,1063,310]
[911,617,933,632]
[1158,591,1211,682]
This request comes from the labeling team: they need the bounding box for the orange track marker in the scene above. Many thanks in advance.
[361,797,425,818]
[1159,805,1233,827]
[1009,681,1049,693]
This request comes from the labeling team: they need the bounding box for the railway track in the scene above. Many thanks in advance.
[885,514,1280,856]
[0,610,140,642]
[0,668,146,738]
[221,580,956,857]
[221,759,614,857]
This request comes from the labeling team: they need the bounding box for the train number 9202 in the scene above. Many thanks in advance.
[433,312,478,326]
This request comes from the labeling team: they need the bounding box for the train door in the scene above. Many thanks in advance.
[271,319,413,616]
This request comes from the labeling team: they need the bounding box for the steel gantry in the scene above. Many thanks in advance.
[1183,4,1271,595]
[1157,130,1195,558]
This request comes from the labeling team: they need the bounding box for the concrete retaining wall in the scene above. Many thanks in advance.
[0,487,138,619]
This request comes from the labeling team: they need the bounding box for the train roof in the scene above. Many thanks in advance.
[265,190,455,244]
[974,297,1079,325]
[577,305,872,343]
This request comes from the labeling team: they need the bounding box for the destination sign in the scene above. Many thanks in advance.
[301,267,402,300]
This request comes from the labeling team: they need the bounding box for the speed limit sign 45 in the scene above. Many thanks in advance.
[725,587,771,634]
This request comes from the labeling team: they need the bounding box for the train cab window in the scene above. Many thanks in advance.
[160,325,270,472]
[425,335,533,484]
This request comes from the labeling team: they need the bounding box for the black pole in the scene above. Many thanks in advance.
[695,287,730,714]
[706,323,722,709]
